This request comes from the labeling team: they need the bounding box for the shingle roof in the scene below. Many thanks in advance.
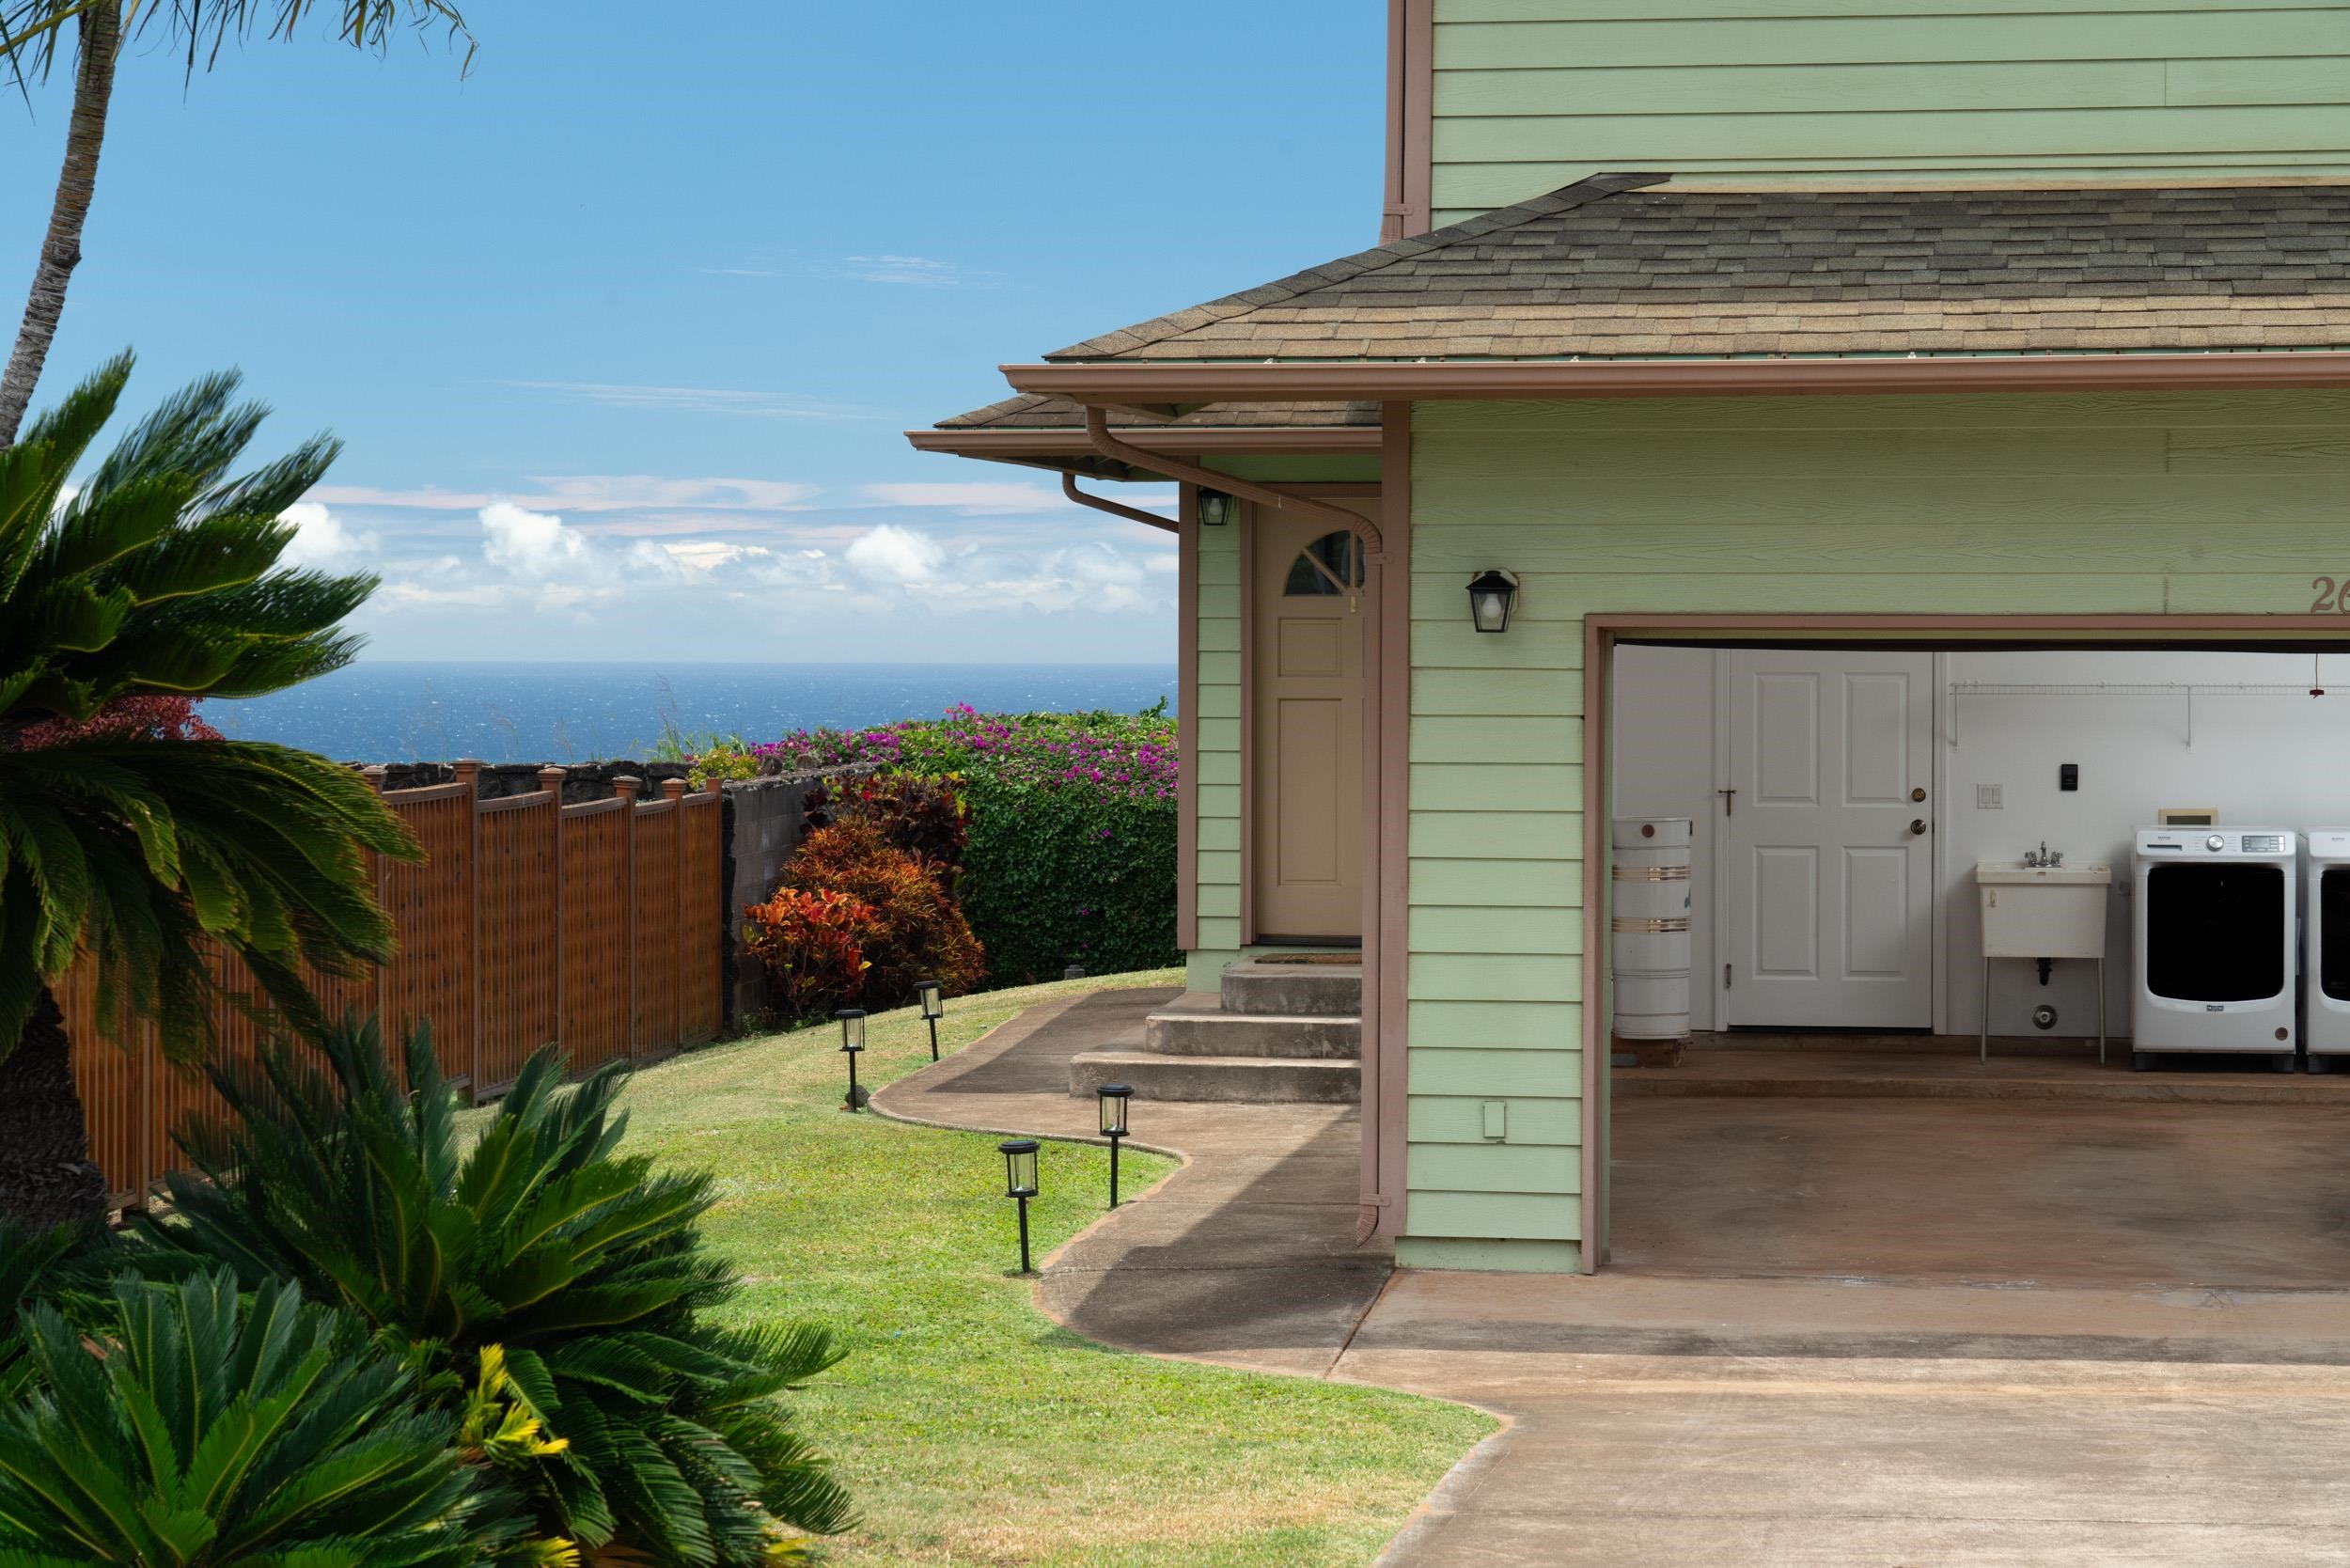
[935,393,1379,431]
[1036,175,2350,363]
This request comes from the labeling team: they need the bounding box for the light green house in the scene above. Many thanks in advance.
[912,1,2350,1275]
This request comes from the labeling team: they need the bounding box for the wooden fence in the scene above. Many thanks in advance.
[60,764,728,1207]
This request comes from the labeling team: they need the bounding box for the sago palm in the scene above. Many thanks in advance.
[0,353,418,1232]
[0,1267,531,1566]
[147,1015,856,1564]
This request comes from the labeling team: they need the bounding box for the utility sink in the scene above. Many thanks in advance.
[1975,861,2112,958]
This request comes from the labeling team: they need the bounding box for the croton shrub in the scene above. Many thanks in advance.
[780,818,985,1007]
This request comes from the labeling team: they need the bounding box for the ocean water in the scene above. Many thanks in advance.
[209,662,1180,764]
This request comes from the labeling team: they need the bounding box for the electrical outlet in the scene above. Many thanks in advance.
[1977,783,2003,809]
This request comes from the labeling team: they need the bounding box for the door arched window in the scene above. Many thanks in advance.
[1283,530,1364,597]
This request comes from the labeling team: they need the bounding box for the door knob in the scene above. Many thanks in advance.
[1910,819,1929,836]
[1911,787,1927,803]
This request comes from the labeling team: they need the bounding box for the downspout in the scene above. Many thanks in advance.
[1061,470,1177,533]
[1084,407,1385,558]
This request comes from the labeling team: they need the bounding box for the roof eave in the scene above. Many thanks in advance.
[1003,351,2350,405]
[905,422,1385,478]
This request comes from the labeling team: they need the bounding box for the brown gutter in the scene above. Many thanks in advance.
[1060,471,1176,534]
[1011,350,2350,407]
[906,426,1381,459]
[1083,408,1385,555]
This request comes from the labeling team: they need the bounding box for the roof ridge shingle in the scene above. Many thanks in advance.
[1041,171,1671,363]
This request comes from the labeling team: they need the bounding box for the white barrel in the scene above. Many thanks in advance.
[1610,817,1693,1040]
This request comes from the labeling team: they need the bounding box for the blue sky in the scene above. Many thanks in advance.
[0,3,1382,662]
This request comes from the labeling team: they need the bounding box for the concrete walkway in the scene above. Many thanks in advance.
[873,989,2350,1567]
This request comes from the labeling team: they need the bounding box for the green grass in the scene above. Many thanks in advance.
[610,971,1496,1566]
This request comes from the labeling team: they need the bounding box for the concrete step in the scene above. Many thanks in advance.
[1070,1049,1360,1105]
[1219,958,1361,1017]
[1144,1008,1360,1059]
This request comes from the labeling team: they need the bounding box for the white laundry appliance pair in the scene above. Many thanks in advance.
[2130,827,2298,1072]
[2304,831,2350,1072]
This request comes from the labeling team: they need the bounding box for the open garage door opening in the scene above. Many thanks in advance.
[1594,619,2350,1291]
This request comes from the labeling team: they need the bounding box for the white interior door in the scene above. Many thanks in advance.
[1723,651,1935,1029]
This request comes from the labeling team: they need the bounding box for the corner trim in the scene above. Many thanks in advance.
[1177,486,1199,952]
[1373,404,1413,1241]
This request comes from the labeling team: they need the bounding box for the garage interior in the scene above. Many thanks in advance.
[1605,638,2350,1290]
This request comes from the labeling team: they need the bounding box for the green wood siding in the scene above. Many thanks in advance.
[1187,521,1246,990]
[1430,0,2350,222]
[1402,388,2350,1271]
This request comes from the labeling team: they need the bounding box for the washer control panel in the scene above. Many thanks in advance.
[2242,834,2288,855]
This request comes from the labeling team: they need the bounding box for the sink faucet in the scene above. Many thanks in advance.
[2024,840,2063,868]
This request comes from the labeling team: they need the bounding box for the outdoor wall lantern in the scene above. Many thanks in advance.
[1096,1083,1133,1208]
[1196,489,1238,528]
[836,1009,868,1111]
[999,1138,1042,1274]
[1467,570,1519,634]
[916,978,945,1061]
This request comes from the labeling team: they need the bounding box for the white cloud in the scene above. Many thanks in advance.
[860,480,1056,515]
[860,480,1178,520]
[503,381,867,421]
[277,501,378,568]
[526,476,821,513]
[479,501,591,578]
[842,254,971,288]
[845,525,944,585]
[650,540,776,573]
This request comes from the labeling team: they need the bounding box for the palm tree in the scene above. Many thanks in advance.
[0,352,418,1232]
[0,0,475,445]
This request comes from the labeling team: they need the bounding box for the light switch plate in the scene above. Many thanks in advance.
[1977,783,2003,809]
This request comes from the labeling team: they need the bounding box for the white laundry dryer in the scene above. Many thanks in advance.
[2305,831,2350,1070]
[2131,826,2298,1071]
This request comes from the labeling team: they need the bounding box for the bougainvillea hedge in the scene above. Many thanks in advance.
[729,704,1179,986]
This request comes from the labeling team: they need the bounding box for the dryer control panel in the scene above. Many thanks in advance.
[2136,828,2298,858]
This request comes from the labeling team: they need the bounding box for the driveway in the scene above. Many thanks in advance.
[875,989,2350,1567]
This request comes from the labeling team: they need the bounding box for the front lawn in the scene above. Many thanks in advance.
[611,972,1495,1566]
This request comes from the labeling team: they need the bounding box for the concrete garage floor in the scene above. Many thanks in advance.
[1611,1097,2350,1289]
[876,992,2350,1567]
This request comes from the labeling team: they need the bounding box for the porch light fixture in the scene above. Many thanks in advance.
[1467,570,1519,634]
[1196,489,1238,528]
[916,978,945,1061]
[836,1009,868,1111]
[999,1138,1041,1274]
[1096,1083,1133,1207]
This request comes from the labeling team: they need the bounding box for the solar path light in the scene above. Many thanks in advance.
[999,1139,1041,1274]
[916,978,945,1061]
[836,1009,868,1111]
[1096,1083,1133,1207]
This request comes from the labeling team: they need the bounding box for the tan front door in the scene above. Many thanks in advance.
[1251,505,1372,941]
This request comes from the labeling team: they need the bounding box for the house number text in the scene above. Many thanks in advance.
[2311,576,2350,613]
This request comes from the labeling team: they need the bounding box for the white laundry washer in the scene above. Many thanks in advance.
[2305,830,2350,1070]
[2131,826,2298,1071]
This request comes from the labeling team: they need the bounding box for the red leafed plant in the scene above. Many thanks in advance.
[12,695,220,750]
[803,773,969,881]
[782,819,986,1009]
[741,886,875,1023]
